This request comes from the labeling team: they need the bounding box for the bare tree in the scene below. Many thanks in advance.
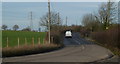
[13,25,19,31]
[118,2,120,24]
[82,13,102,31]
[40,12,62,30]
[2,25,8,30]
[98,0,117,29]
[82,13,95,26]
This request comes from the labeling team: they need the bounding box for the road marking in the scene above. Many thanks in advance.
[73,38,81,45]
[72,38,85,50]
[82,45,85,49]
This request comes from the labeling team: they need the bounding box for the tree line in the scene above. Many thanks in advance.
[1,24,34,31]
[80,0,120,56]
[1,0,118,33]
[2,24,19,31]
[1,11,63,32]
[81,1,117,32]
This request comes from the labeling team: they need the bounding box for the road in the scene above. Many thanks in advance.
[2,32,117,62]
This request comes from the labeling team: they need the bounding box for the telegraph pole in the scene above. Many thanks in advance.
[58,13,60,25]
[76,20,77,26]
[66,16,67,26]
[38,20,41,32]
[30,11,33,31]
[57,13,60,31]
[106,0,110,30]
[48,0,51,44]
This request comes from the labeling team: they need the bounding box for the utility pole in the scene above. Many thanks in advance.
[30,11,33,31]
[58,13,60,25]
[66,16,67,26]
[106,0,110,30]
[57,13,60,31]
[76,20,77,26]
[38,18,41,32]
[48,0,51,44]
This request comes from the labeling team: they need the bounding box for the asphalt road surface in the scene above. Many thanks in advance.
[2,32,118,62]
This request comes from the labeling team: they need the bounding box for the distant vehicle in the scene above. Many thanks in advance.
[65,30,72,38]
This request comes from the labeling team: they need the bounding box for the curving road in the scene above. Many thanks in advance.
[2,32,115,62]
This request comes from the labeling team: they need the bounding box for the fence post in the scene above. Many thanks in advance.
[18,37,19,47]
[43,38,44,44]
[7,37,8,47]
[51,37,53,43]
[38,37,40,45]
[32,37,34,46]
[25,37,27,45]
[44,39,47,44]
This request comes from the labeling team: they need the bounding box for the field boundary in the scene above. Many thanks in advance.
[4,37,45,48]
[2,30,46,48]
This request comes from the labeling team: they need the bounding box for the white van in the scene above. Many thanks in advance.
[65,30,72,38]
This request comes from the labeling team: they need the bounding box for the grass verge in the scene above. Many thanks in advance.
[86,37,120,57]
[2,44,63,57]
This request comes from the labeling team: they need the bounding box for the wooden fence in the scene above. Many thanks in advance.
[5,37,47,48]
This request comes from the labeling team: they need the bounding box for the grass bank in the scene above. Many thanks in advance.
[2,30,64,57]
[2,44,63,57]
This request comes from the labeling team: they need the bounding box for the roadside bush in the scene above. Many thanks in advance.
[50,26,69,45]
[80,27,91,37]
[91,25,120,49]
[50,28,63,45]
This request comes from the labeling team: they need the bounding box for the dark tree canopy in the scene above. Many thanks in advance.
[13,25,19,31]
[2,25,8,30]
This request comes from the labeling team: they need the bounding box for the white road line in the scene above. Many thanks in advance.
[72,38,85,50]
[73,39,81,45]
[82,45,85,49]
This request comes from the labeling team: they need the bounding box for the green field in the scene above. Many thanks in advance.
[2,30,46,48]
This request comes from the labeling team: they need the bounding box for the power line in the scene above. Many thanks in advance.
[30,11,33,31]
[50,2,57,13]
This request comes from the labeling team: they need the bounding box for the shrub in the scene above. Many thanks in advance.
[91,25,120,49]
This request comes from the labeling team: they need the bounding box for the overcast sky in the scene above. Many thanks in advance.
[1,0,119,2]
[2,2,103,31]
